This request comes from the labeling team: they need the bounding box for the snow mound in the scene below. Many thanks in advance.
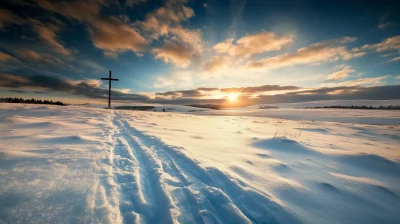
[252,137,320,155]
[337,153,400,176]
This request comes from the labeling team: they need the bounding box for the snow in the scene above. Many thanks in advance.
[200,108,400,125]
[0,103,399,223]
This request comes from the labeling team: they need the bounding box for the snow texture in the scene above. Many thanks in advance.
[0,103,399,223]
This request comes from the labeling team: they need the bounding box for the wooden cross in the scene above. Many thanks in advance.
[101,70,119,109]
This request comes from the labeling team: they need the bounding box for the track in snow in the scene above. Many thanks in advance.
[97,111,301,224]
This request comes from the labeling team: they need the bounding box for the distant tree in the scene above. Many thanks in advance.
[0,97,66,106]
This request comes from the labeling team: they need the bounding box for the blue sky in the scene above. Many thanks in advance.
[0,0,399,105]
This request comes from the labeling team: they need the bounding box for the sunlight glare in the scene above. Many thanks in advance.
[227,93,239,102]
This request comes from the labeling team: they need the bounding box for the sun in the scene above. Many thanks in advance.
[227,93,239,102]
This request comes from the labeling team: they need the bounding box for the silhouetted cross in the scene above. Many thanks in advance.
[101,70,119,109]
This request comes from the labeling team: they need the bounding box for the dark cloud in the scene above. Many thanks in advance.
[0,73,149,102]
[249,86,400,105]
[220,85,300,93]
[156,89,203,98]
[8,89,25,93]
[197,87,218,91]
[1,73,399,106]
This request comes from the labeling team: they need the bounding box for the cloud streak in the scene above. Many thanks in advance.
[0,52,18,62]
[326,66,355,81]
[247,37,364,70]
[0,9,25,29]
[213,32,293,58]
[362,35,400,53]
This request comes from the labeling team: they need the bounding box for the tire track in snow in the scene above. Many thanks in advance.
[114,114,252,223]
[91,112,122,224]
[117,117,251,223]
[115,112,303,224]
[112,112,176,223]
[115,114,212,223]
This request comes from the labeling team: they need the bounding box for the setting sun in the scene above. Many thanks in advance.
[227,93,239,102]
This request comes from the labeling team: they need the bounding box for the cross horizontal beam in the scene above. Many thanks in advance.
[101,78,119,81]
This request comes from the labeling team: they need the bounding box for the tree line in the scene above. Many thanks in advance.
[303,105,400,110]
[0,97,66,106]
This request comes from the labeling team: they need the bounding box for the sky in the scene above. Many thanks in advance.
[0,0,399,106]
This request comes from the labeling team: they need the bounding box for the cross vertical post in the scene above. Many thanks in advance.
[101,70,119,109]
[108,70,111,109]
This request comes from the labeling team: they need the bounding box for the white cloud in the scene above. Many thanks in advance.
[247,37,364,70]
[326,66,355,81]
[321,76,388,87]
[385,56,400,63]
[362,35,400,52]
[203,56,228,73]
[213,31,293,58]
[377,22,391,29]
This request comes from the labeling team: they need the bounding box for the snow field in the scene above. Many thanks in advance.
[0,103,399,223]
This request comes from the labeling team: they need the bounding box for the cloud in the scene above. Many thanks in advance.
[138,0,202,60]
[156,89,203,98]
[0,73,149,101]
[154,85,301,101]
[362,35,400,52]
[79,60,105,72]
[125,0,147,7]
[197,87,219,91]
[15,49,64,64]
[213,31,293,58]
[0,8,71,56]
[0,74,29,85]
[0,9,25,29]
[138,0,196,38]
[36,0,200,58]
[203,56,228,72]
[152,41,195,67]
[247,37,363,70]
[36,0,104,22]
[0,52,18,62]
[8,89,26,93]
[36,0,147,56]
[322,76,388,87]
[219,85,300,94]
[116,88,131,94]
[169,26,202,51]
[385,56,400,63]
[213,39,234,54]
[326,66,355,81]
[88,17,147,56]
[377,22,391,29]
[1,73,398,105]
[30,21,71,56]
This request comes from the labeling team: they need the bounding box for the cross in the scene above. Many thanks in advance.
[101,70,119,109]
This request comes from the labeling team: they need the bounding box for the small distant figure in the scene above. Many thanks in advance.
[162,108,165,112]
